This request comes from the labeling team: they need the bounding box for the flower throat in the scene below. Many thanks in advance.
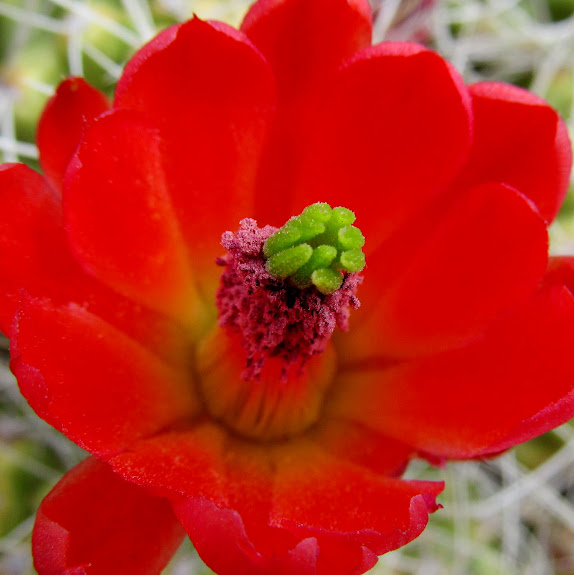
[216,203,366,381]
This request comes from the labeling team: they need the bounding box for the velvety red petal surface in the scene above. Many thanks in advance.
[176,496,408,575]
[242,0,373,226]
[329,283,574,459]
[242,0,372,103]
[0,165,194,364]
[459,82,572,223]
[11,297,199,457]
[33,457,184,575]
[487,257,574,453]
[292,43,472,251]
[64,110,196,320]
[111,423,295,566]
[307,419,413,478]
[37,78,109,192]
[114,18,275,289]
[269,442,443,556]
[346,182,548,360]
[544,256,574,292]
[110,423,441,575]
[177,497,321,575]
[175,442,441,575]
[0,164,84,336]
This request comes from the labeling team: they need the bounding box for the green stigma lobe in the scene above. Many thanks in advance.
[340,249,366,273]
[338,226,365,250]
[292,245,337,288]
[263,203,366,294]
[266,244,313,278]
[311,268,345,294]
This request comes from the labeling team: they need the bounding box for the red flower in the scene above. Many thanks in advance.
[1,0,573,573]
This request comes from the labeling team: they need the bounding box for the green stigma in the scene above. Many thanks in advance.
[263,202,366,295]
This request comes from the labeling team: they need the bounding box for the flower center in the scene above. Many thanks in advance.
[198,204,365,441]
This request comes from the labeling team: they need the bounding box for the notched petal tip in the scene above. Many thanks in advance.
[38,77,110,191]
[242,0,373,102]
[176,495,321,575]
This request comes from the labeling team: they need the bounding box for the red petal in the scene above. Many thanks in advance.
[176,497,320,575]
[0,165,192,363]
[11,297,199,457]
[38,78,110,191]
[109,423,263,509]
[0,164,82,336]
[111,423,301,567]
[241,0,373,226]
[329,284,574,459]
[308,418,413,477]
[114,18,275,286]
[177,496,381,575]
[33,457,184,575]
[346,182,548,360]
[242,0,372,103]
[544,256,574,293]
[270,444,443,561]
[292,43,472,249]
[460,82,572,223]
[110,423,441,575]
[64,110,196,320]
[484,257,574,453]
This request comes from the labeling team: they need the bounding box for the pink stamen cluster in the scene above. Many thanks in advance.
[216,219,362,381]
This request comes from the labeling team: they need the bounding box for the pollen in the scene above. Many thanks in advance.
[216,216,362,381]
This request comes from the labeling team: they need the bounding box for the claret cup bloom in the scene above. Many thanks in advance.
[2,0,574,573]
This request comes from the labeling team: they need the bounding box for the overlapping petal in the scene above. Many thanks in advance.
[33,456,184,575]
[110,423,299,568]
[0,164,84,335]
[11,297,199,456]
[114,17,276,287]
[308,419,413,477]
[346,182,548,359]
[176,469,438,575]
[458,82,572,223]
[242,0,372,102]
[0,165,194,363]
[37,78,110,191]
[292,43,472,250]
[110,422,441,575]
[269,443,443,559]
[241,0,373,226]
[543,255,574,292]
[329,283,574,459]
[64,110,196,320]
[176,497,320,575]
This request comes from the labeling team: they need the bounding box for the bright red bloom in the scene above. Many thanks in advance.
[1,0,573,573]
